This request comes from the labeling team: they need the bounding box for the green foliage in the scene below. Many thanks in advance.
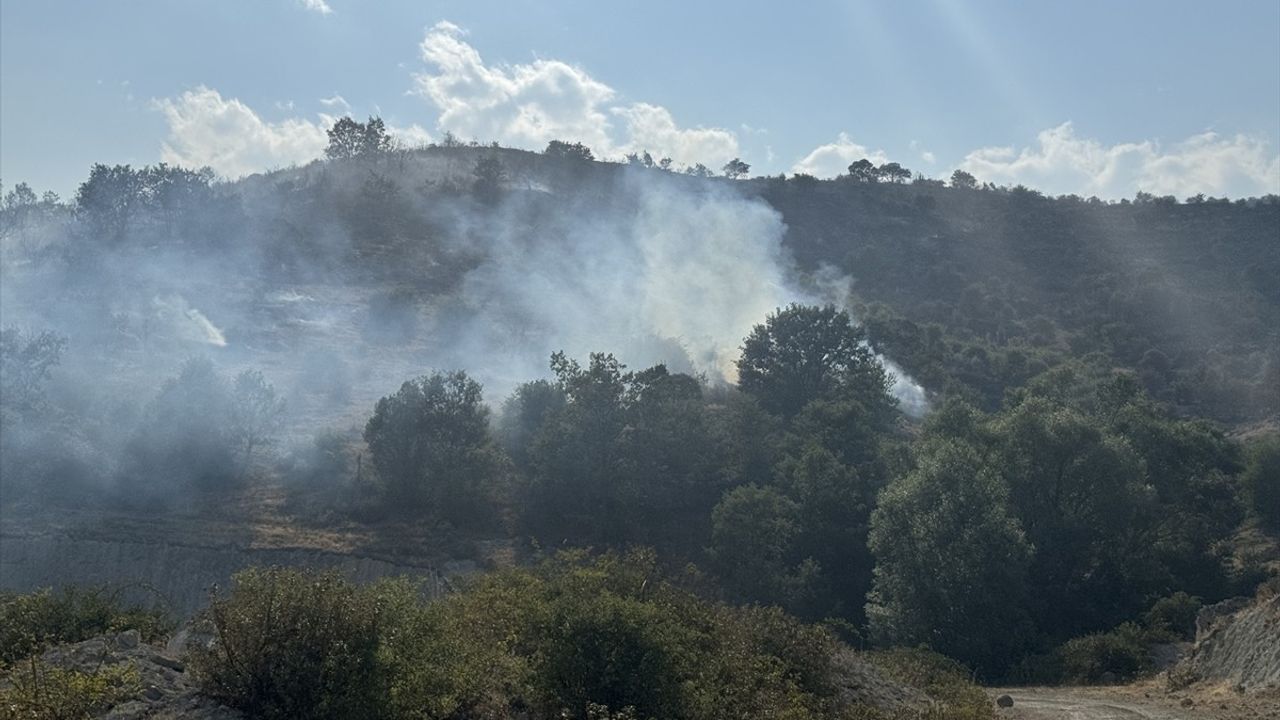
[0,587,171,665]
[1241,434,1280,529]
[363,370,503,520]
[0,661,140,720]
[325,116,393,160]
[122,358,282,498]
[1053,623,1151,684]
[544,140,595,162]
[1143,592,1202,642]
[190,554,902,720]
[737,304,895,420]
[867,439,1034,676]
[523,354,720,546]
[190,568,407,720]
[867,648,994,720]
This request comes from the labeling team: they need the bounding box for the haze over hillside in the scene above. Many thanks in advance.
[2,4,1279,719]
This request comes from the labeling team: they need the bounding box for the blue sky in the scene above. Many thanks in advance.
[3,0,1278,199]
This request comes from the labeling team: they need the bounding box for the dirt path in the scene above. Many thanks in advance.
[988,687,1209,720]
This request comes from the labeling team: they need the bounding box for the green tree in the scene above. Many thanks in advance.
[363,371,501,520]
[497,379,566,471]
[867,439,1033,676]
[471,154,506,204]
[325,116,393,160]
[722,158,750,179]
[544,140,595,162]
[1241,434,1280,529]
[229,369,286,477]
[877,162,911,184]
[708,484,808,606]
[949,169,978,189]
[846,158,877,182]
[737,304,894,419]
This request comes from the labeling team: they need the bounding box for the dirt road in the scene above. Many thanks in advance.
[988,685,1243,719]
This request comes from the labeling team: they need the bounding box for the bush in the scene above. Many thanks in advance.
[1055,622,1150,684]
[1143,592,1202,642]
[0,587,171,665]
[189,568,409,720]
[0,662,140,720]
[1241,434,1280,529]
[867,648,993,720]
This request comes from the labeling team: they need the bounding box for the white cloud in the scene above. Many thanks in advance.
[298,0,333,15]
[960,122,1280,198]
[411,21,738,167]
[154,86,328,177]
[791,132,888,177]
[910,140,936,165]
[155,87,434,176]
[319,94,350,112]
[390,123,433,148]
[612,103,738,167]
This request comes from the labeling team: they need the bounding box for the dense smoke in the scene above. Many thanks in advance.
[0,150,928,507]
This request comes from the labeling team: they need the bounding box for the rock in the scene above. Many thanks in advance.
[1181,697,1194,707]
[143,685,164,701]
[996,694,1014,708]
[116,629,140,649]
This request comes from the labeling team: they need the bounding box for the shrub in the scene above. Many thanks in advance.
[0,662,140,720]
[868,648,993,720]
[0,587,171,665]
[1241,434,1280,529]
[1143,592,1201,641]
[189,568,409,720]
[1055,622,1150,684]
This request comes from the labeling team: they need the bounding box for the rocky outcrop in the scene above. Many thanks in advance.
[26,631,241,719]
[1178,590,1280,692]
[0,533,473,617]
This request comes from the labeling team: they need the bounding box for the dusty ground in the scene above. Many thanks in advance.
[989,680,1280,719]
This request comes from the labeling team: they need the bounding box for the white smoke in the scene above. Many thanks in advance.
[442,169,929,416]
[153,295,227,347]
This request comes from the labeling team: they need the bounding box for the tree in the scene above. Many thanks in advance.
[75,163,148,242]
[122,358,239,496]
[949,169,978,189]
[363,371,501,520]
[543,140,595,162]
[471,155,506,204]
[847,158,877,182]
[497,379,566,471]
[229,370,286,477]
[991,397,1161,638]
[685,163,714,178]
[722,158,750,179]
[867,439,1033,676]
[708,484,813,607]
[325,116,393,160]
[0,327,66,416]
[1241,434,1280,529]
[736,304,893,419]
[877,162,911,184]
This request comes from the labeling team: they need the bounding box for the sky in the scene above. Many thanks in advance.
[2,0,1278,200]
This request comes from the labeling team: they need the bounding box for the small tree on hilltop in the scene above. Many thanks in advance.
[722,158,750,179]
[326,116,393,160]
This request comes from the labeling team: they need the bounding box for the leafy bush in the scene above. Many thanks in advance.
[0,587,171,665]
[1143,592,1202,642]
[1241,434,1280,529]
[1054,622,1150,684]
[189,567,409,720]
[0,662,140,720]
[867,648,993,720]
